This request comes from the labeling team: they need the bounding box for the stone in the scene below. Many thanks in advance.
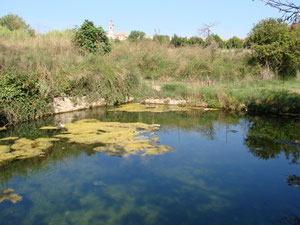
[53,97,106,114]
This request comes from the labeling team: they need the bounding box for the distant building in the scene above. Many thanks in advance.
[107,20,128,40]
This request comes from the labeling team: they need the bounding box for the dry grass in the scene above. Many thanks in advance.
[0,28,299,123]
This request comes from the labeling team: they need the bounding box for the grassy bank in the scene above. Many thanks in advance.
[0,28,299,124]
[157,80,300,114]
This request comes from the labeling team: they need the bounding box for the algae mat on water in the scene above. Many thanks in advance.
[0,119,172,164]
[108,103,219,113]
[55,119,173,157]
[0,138,59,165]
[108,103,189,113]
[0,189,22,204]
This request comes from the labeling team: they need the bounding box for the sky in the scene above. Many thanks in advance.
[0,0,292,39]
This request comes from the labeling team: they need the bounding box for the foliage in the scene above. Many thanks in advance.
[73,20,111,54]
[245,116,300,164]
[0,72,51,124]
[159,79,300,113]
[0,13,35,36]
[206,34,225,48]
[128,30,145,41]
[170,34,188,47]
[247,18,300,77]
[1,25,300,124]
[153,34,170,44]
[188,36,205,46]
[226,36,244,49]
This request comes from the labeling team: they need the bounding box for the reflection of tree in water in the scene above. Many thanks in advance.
[244,117,300,164]
[280,214,300,225]
[245,117,300,224]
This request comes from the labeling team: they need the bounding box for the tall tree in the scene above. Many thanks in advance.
[247,18,300,77]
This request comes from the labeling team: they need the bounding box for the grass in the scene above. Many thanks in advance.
[157,79,300,114]
[0,28,299,124]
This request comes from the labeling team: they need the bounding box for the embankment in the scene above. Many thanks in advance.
[0,29,299,124]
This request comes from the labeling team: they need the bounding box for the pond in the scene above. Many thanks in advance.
[0,106,299,225]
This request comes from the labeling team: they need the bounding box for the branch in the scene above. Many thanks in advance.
[256,0,300,23]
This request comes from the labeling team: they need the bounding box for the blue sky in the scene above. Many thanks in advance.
[0,0,289,39]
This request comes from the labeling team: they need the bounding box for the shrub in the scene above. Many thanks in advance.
[206,34,225,48]
[0,72,51,123]
[128,30,145,41]
[73,20,111,54]
[247,18,300,77]
[170,34,188,47]
[188,36,204,46]
[226,36,244,49]
[153,34,170,44]
[0,13,35,36]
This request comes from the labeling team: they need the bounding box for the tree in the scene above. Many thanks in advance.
[198,23,215,39]
[254,0,300,23]
[73,20,111,54]
[226,36,244,49]
[247,18,300,77]
[128,30,145,41]
[0,13,35,36]
[188,36,204,46]
[170,34,188,47]
[206,34,225,48]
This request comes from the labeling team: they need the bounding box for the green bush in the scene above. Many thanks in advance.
[161,84,189,98]
[188,36,205,46]
[0,13,35,36]
[73,20,111,54]
[128,30,145,41]
[206,34,225,48]
[247,18,300,77]
[170,34,188,47]
[0,72,51,123]
[226,36,244,49]
[153,34,170,44]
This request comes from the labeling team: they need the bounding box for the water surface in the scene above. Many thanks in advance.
[0,108,299,225]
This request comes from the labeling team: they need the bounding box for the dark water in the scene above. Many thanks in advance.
[0,108,299,225]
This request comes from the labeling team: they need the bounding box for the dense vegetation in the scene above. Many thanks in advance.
[247,18,300,77]
[73,20,111,54]
[0,15,299,124]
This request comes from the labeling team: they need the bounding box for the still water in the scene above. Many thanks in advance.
[0,108,299,225]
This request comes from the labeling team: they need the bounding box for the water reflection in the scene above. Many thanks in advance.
[0,108,299,225]
[244,116,300,164]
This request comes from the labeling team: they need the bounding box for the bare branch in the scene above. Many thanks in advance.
[256,0,300,23]
[198,23,215,39]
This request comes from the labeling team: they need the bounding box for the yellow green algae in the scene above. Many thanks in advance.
[55,119,173,157]
[0,137,19,141]
[108,103,219,113]
[0,189,22,204]
[0,145,10,154]
[0,126,6,131]
[0,138,59,164]
[108,103,189,113]
[39,126,59,130]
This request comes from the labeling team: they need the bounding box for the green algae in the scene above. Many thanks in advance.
[40,126,59,130]
[0,145,10,154]
[0,138,60,164]
[108,103,219,113]
[0,189,22,204]
[0,137,19,141]
[55,119,173,157]
[108,103,189,113]
[0,127,6,132]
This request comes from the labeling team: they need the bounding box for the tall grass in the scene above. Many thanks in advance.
[110,40,261,82]
[0,28,299,123]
